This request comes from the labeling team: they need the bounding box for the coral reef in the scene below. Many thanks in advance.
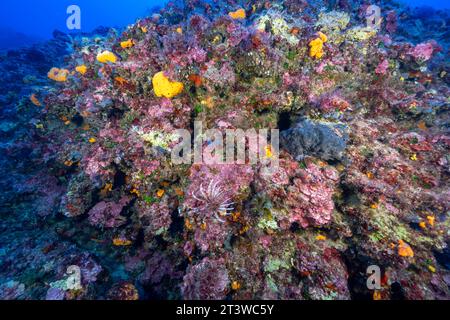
[0,0,449,301]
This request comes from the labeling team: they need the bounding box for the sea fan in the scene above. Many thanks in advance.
[188,179,235,222]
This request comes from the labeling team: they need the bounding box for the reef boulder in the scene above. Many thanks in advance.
[280,118,349,162]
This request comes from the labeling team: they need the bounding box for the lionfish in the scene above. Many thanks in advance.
[188,180,235,223]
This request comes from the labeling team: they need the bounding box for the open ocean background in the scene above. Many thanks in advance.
[0,0,449,50]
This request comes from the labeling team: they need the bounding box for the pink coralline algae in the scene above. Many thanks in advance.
[137,199,172,236]
[318,93,352,113]
[375,59,389,75]
[83,147,115,180]
[286,161,339,228]
[408,41,438,63]
[181,257,230,300]
[193,218,230,252]
[88,197,130,228]
[295,244,351,300]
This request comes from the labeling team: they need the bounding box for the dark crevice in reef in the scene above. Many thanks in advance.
[168,209,185,238]
[278,111,292,131]
[342,246,375,300]
[113,168,127,189]
[289,222,300,233]
[71,113,84,127]
[390,282,406,300]
[434,242,450,270]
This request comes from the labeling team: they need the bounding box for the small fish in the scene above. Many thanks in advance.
[30,94,42,106]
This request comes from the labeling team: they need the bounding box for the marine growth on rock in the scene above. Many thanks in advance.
[0,0,449,301]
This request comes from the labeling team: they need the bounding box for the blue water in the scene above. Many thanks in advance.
[0,0,167,49]
[0,0,449,50]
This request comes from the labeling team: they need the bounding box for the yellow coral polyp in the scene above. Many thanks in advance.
[229,8,246,20]
[152,71,184,99]
[48,67,69,82]
[97,50,117,64]
[309,32,328,59]
[120,39,134,49]
[75,65,87,75]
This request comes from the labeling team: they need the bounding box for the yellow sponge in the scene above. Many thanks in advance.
[152,71,184,98]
